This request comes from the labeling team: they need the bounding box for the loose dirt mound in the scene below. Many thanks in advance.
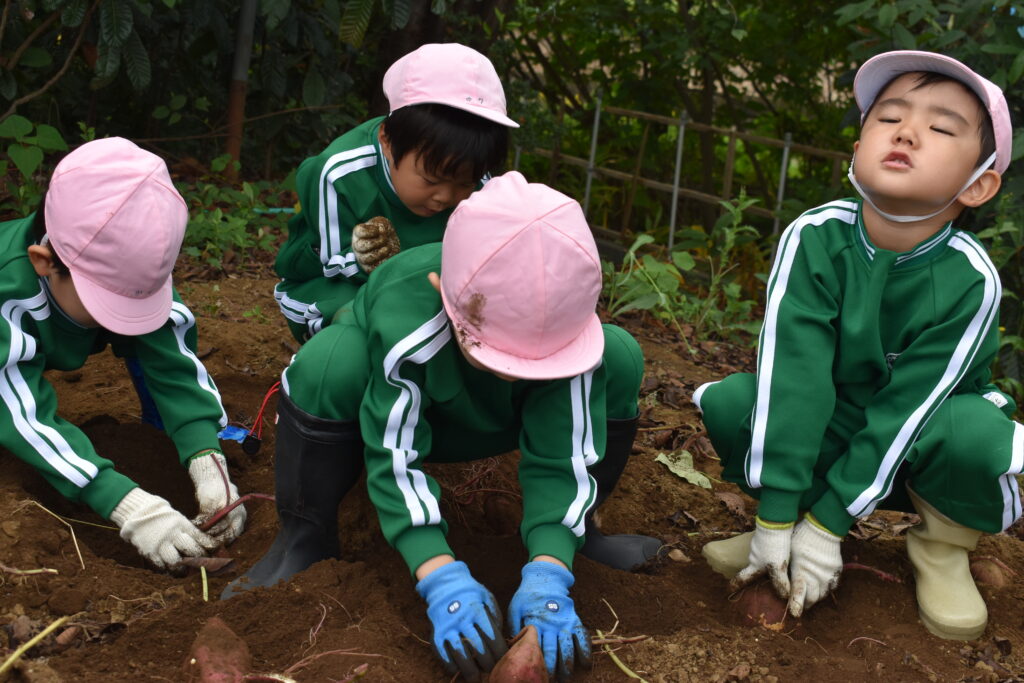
[1,275,1022,682]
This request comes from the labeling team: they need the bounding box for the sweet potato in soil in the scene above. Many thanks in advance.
[1,276,1023,682]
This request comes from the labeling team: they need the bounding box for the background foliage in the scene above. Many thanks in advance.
[1,0,1023,401]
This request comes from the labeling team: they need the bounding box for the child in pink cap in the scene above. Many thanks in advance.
[225,172,662,680]
[2,137,246,569]
[696,51,1018,641]
[274,42,518,342]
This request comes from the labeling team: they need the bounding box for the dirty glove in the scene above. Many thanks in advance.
[733,517,794,597]
[110,488,218,569]
[188,450,246,545]
[352,216,401,273]
[787,514,842,617]
[416,561,507,681]
[508,561,591,680]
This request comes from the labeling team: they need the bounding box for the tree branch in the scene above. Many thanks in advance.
[5,9,59,71]
[0,1,12,49]
[1,1,97,122]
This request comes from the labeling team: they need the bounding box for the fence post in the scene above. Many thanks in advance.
[582,91,603,218]
[668,112,688,250]
[721,128,738,203]
[772,132,793,237]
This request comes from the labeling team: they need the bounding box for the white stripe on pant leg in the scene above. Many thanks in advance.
[1000,421,1024,530]
[692,380,720,414]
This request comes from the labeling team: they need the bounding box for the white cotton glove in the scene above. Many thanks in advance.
[352,216,401,273]
[188,450,246,545]
[787,514,843,617]
[733,517,794,597]
[111,488,218,569]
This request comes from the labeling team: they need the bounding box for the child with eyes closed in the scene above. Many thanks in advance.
[695,50,1020,642]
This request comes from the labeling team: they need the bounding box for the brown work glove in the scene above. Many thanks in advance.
[352,216,401,273]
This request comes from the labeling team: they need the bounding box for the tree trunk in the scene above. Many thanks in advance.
[224,0,258,181]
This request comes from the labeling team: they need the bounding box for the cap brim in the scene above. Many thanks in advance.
[855,51,991,114]
[70,270,173,336]
[395,99,520,128]
[458,313,605,381]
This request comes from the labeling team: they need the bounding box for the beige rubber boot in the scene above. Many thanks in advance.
[701,531,753,579]
[906,487,987,640]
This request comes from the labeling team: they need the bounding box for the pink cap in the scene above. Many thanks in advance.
[383,43,519,128]
[440,172,603,380]
[854,50,1013,174]
[44,137,188,335]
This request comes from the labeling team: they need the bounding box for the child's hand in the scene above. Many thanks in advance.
[733,517,795,598]
[110,488,218,569]
[352,216,401,273]
[188,450,246,545]
[787,514,842,617]
[508,560,591,681]
[416,560,507,681]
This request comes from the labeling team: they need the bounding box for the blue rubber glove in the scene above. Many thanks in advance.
[508,561,591,680]
[415,561,507,681]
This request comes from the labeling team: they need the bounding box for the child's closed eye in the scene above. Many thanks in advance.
[930,126,954,136]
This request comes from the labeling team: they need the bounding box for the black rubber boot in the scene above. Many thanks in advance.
[579,416,663,571]
[221,393,363,598]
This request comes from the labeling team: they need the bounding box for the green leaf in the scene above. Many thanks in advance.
[170,93,186,110]
[671,250,696,271]
[655,451,712,489]
[834,0,873,25]
[61,0,87,26]
[152,105,170,119]
[891,23,916,49]
[1010,51,1024,84]
[7,144,44,180]
[95,43,122,79]
[0,71,15,101]
[980,43,1021,55]
[161,0,176,6]
[302,67,326,106]
[33,125,68,151]
[391,0,411,29]
[0,115,33,140]
[261,0,291,31]
[100,0,134,47]
[194,96,210,112]
[123,30,151,90]
[877,3,897,28]
[20,47,53,68]
[168,112,181,125]
[339,0,375,47]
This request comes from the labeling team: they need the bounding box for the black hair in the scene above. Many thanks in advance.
[30,191,70,276]
[863,71,996,168]
[381,103,510,181]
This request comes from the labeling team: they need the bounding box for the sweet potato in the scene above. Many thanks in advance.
[734,581,787,630]
[971,558,1009,588]
[183,616,252,683]
[489,625,548,683]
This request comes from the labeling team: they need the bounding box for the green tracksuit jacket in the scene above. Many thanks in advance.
[282,244,618,574]
[697,199,1021,534]
[0,215,227,518]
[274,117,453,339]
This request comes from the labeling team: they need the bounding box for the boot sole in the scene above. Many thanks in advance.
[918,609,985,641]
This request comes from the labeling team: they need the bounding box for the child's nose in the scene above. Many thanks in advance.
[894,121,916,146]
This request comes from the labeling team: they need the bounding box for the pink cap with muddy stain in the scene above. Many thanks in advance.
[440,171,603,380]
[383,42,519,128]
[44,137,188,335]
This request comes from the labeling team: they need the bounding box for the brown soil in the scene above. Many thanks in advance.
[1,274,1023,683]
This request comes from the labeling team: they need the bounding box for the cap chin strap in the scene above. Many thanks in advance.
[847,152,996,223]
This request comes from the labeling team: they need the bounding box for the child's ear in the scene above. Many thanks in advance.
[27,245,56,277]
[958,169,1002,208]
[377,125,392,158]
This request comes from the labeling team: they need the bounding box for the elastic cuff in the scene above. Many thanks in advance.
[171,420,221,466]
[394,526,454,577]
[756,489,802,525]
[805,512,842,537]
[809,488,857,536]
[755,516,795,530]
[82,470,139,520]
[524,523,579,570]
